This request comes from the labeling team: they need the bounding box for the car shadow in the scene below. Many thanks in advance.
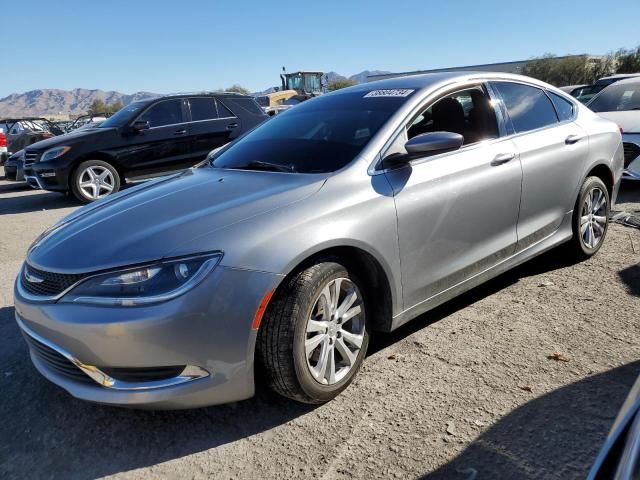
[0,189,78,215]
[616,179,640,206]
[421,361,639,479]
[0,306,316,479]
[369,247,580,355]
[619,263,640,296]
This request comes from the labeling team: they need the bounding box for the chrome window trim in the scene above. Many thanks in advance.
[17,317,209,390]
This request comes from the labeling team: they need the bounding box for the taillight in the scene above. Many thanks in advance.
[619,125,624,134]
[0,131,6,147]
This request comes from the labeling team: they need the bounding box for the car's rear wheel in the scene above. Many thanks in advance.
[257,261,369,404]
[71,160,120,203]
[568,176,610,259]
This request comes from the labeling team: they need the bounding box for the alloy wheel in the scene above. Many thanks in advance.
[305,277,365,385]
[580,186,608,249]
[78,166,114,200]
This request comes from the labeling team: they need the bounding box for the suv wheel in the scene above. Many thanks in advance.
[71,160,120,203]
[257,261,370,404]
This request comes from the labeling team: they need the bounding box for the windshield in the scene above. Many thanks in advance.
[99,101,148,128]
[287,75,303,91]
[588,82,640,112]
[212,89,414,173]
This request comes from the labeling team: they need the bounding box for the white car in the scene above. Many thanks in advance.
[588,77,640,180]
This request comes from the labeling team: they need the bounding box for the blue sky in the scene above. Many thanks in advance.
[3,0,639,98]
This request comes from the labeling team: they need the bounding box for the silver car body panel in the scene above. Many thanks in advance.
[14,72,623,407]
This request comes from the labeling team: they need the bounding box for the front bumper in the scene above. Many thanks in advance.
[14,265,282,409]
[25,163,68,191]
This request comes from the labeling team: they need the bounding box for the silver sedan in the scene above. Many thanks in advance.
[14,72,623,408]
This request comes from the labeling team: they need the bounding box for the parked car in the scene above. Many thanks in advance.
[570,73,640,104]
[587,373,640,480]
[22,92,267,202]
[0,118,64,155]
[588,77,640,180]
[63,113,112,133]
[4,149,25,181]
[559,84,587,94]
[14,72,623,409]
[0,128,7,164]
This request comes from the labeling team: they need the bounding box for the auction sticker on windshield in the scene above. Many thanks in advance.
[364,89,414,98]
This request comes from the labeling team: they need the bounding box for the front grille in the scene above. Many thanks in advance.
[23,151,40,168]
[21,264,85,297]
[623,142,640,169]
[23,333,95,385]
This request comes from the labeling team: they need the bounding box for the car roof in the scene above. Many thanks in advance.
[598,73,640,81]
[604,76,640,86]
[347,71,554,93]
[133,91,252,105]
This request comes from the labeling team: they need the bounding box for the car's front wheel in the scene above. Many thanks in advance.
[71,160,120,203]
[257,261,369,404]
[568,176,610,259]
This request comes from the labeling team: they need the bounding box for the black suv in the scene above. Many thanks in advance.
[23,93,267,202]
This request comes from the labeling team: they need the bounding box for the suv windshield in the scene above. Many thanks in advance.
[99,101,148,128]
[588,82,640,112]
[212,89,413,173]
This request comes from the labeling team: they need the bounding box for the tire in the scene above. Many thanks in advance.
[70,160,120,203]
[257,261,370,404]
[567,176,610,260]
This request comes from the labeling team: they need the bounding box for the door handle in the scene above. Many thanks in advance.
[173,129,187,135]
[491,152,516,165]
[565,134,583,144]
[226,122,239,130]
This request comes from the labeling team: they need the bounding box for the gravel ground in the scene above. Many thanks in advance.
[0,167,639,480]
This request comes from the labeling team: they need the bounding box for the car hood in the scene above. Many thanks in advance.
[596,111,640,133]
[28,167,326,273]
[26,127,115,151]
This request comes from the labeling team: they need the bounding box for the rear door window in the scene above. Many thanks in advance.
[189,98,218,121]
[492,82,558,133]
[216,100,235,118]
[226,97,264,115]
[138,99,184,127]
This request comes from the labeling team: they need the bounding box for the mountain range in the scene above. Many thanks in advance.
[0,70,393,118]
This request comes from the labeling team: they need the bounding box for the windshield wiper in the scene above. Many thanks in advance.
[229,160,296,173]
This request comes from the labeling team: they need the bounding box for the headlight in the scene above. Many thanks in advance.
[60,252,222,306]
[41,146,71,162]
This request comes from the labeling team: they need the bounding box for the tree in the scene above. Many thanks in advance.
[87,99,125,115]
[109,100,124,113]
[523,54,587,86]
[225,84,251,95]
[615,46,640,73]
[327,79,358,91]
[87,99,107,115]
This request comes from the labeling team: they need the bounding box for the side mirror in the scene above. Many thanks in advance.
[131,120,150,132]
[383,131,464,168]
[405,131,464,155]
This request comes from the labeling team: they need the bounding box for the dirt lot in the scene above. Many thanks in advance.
[0,167,638,480]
